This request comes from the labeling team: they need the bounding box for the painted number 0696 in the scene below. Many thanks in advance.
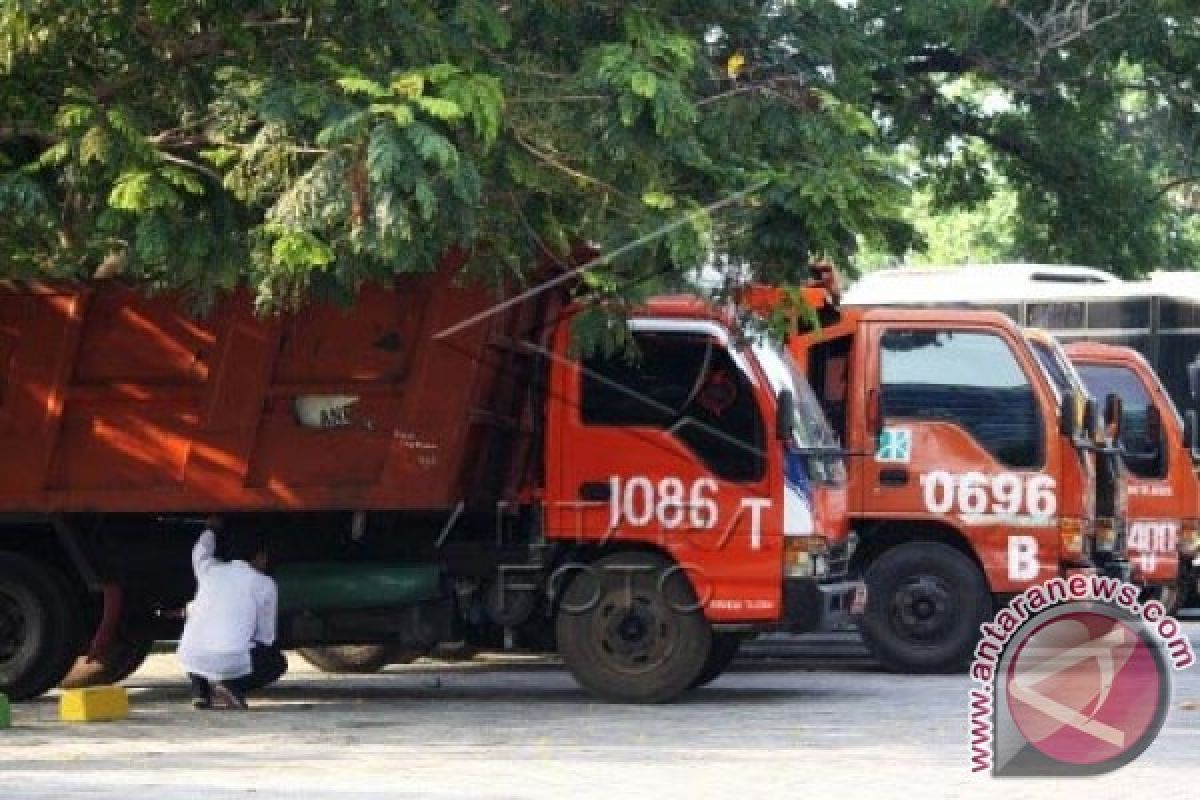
[920,471,1056,517]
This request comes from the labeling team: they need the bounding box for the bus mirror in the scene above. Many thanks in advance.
[1060,390,1079,439]
[776,389,795,442]
[1190,360,1200,403]
[1104,393,1124,440]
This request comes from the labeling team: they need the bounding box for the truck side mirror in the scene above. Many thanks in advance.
[1082,395,1099,443]
[776,389,795,442]
[1186,410,1200,462]
[1189,360,1200,403]
[1059,389,1078,439]
[1145,403,1164,456]
[1104,392,1124,440]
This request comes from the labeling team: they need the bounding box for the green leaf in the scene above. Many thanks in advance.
[317,110,370,147]
[337,76,389,98]
[631,70,658,99]
[79,126,114,166]
[54,103,94,131]
[442,73,504,147]
[391,72,425,99]
[369,103,414,127]
[108,171,180,212]
[406,122,458,170]
[134,215,171,263]
[641,191,675,209]
[415,96,465,123]
[271,229,335,269]
[423,64,462,84]
[413,180,437,221]
[161,166,206,195]
[35,142,71,169]
[367,123,408,184]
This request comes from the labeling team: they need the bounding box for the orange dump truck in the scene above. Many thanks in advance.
[1065,342,1200,609]
[742,279,1127,672]
[0,262,858,702]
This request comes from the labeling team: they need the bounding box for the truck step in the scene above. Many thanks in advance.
[59,686,129,723]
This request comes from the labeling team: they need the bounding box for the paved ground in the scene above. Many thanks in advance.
[2,623,1198,800]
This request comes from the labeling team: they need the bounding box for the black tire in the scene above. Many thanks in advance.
[0,554,83,701]
[689,632,745,690]
[555,551,712,703]
[296,644,418,674]
[60,633,154,689]
[858,542,991,674]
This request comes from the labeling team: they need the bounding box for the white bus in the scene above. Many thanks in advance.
[845,264,1200,413]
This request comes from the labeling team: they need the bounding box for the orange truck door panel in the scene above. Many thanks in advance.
[1069,345,1192,594]
[863,322,1062,591]
[546,321,783,622]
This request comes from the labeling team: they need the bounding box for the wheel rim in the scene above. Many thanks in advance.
[593,592,678,675]
[0,589,29,665]
[889,575,956,645]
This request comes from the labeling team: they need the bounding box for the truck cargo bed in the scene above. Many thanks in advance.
[0,266,545,513]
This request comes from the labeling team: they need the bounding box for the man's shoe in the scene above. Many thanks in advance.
[191,698,213,710]
[212,683,249,710]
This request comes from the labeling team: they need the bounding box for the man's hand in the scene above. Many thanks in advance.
[204,514,224,533]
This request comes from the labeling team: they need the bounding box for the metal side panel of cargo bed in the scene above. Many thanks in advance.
[0,267,548,514]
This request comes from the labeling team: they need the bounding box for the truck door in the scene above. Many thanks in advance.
[1074,360,1183,587]
[545,321,782,621]
[863,323,1061,591]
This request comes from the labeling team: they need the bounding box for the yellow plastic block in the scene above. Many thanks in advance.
[59,686,129,722]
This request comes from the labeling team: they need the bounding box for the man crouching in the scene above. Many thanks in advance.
[178,516,287,710]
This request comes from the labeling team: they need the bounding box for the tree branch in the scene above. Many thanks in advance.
[510,127,622,196]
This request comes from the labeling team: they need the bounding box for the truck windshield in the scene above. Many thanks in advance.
[751,338,845,482]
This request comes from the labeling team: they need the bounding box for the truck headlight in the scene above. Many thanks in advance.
[1179,520,1200,557]
[1094,519,1118,554]
[1059,517,1085,559]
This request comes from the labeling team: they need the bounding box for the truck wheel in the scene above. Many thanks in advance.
[859,542,990,674]
[60,633,155,689]
[689,632,745,690]
[296,645,418,673]
[555,551,711,703]
[0,554,82,701]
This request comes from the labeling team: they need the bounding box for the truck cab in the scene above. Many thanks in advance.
[1022,329,1129,579]
[543,295,860,697]
[1065,342,1200,609]
[743,283,1109,672]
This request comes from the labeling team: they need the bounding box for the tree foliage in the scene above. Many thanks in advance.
[1,1,1199,308]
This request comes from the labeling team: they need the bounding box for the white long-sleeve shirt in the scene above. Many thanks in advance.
[177,530,279,680]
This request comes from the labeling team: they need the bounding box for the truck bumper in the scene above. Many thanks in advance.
[1094,556,1133,583]
[779,577,867,634]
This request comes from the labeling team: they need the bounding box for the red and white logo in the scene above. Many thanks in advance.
[967,576,1192,776]
[1006,611,1163,767]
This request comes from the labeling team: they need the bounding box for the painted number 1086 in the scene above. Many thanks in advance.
[608,476,719,530]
